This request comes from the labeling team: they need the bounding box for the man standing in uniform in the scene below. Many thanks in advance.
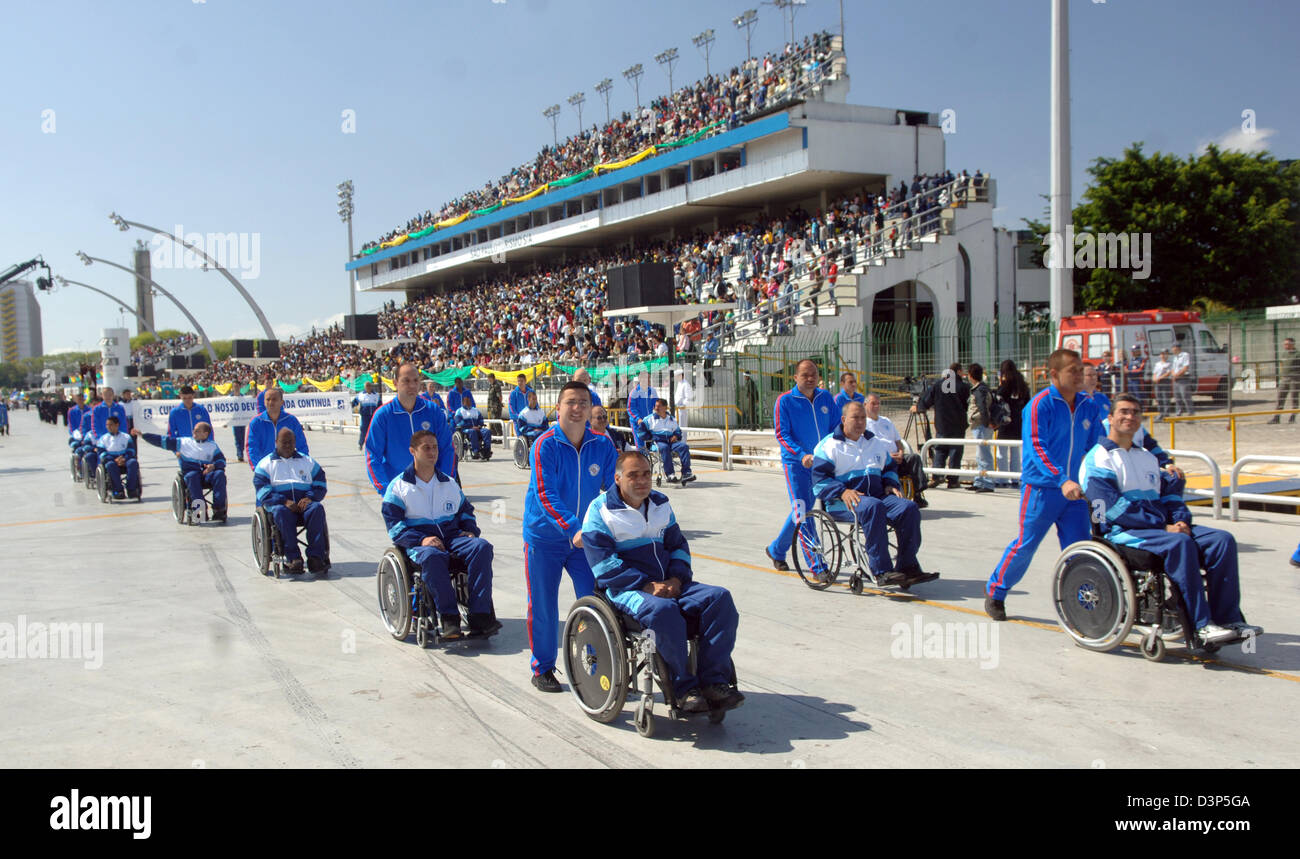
[366,362,456,493]
[521,381,618,692]
[985,349,1104,620]
[1268,337,1299,424]
[246,386,309,473]
[354,382,381,450]
[1169,341,1194,417]
[864,392,928,508]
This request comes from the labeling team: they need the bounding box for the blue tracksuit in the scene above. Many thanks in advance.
[640,413,692,477]
[1081,439,1244,630]
[140,432,227,510]
[253,450,328,562]
[508,385,534,422]
[446,387,473,414]
[167,402,213,439]
[768,386,842,563]
[95,431,140,496]
[364,397,456,494]
[382,465,493,617]
[625,384,657,445]
[420,390,447,413]
[582,487,738,698]
[67,404,84,439]
[987,385,1105,600]
[91,401,128,438]
[77,411,100,469]
[246,410,308,474]
[454,406,492,456]
[514,406,549,443]
[522,425,618,675]
[811,425,920,574]
[1100,420,1173,469]
[353,392,381,450]
[833,389,865,411]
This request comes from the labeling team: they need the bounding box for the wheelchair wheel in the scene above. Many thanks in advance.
[646,449,664,487]
[634,697,655,738]
[376,548,412,641]
[452,431,467,463]
[95,464,109,504]
[512,436,529,470]
[1140,631,1166,662]
[791,510,842,590]
[84,460,96,490]
[171,474,187,524]
[251,508,273,577]
[70,452,81,482]
[562,596,630,724]
[1052,540,1137,652]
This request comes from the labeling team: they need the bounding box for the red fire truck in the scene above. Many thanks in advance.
[1057,310,1230,406]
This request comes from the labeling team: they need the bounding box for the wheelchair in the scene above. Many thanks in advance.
[251,504,330,579]
[454,426,492,461]
[1052,525,1255,661]
[95,460,142,504]
[82,454,98,490]
[790,500,938,593]
[562,593,738,738]
[512,432,540,470]
[170,471,221,525]
[375,545,499,647]
[70,450,85,483]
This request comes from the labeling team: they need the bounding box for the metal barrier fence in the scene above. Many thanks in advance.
[1166,448,1223,520]
[1229,455,1300,521]
[918,437,1023,483]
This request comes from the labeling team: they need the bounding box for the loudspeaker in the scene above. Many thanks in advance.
[168,356,188,370]
[233,339,255,358]
[605,263,673,309]
[344,314,379,341]
[125,366,139,378]
[141,364,155,377]
[189,354,207,370]
[258,339,280,359]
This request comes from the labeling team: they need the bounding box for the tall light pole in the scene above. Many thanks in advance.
[623,64,644,110]
[733,9,758,62]
[543,103,561,145]
[567,91,586,134]
[50,276,161,341]
[76,251,217,362]
[771,0,806,47]
[337,179,355,316]
[107,212,275,340]
[655,48,680,95]
[594,77,613,125]
[692,29,716,77]
[1050,0,1073,324]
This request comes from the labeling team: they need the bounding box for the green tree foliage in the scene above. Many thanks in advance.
[1025,144,1299,312]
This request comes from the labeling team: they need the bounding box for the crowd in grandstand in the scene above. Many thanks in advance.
[130,332,200,365]
[359,32,840,255]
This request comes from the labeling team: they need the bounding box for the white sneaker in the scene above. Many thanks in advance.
[1197,623,1237,645]
[1228,621,1263,637]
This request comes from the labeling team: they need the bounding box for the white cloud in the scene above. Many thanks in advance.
[1198,126,1277,155]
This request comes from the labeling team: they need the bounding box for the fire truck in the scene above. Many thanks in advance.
[1057,310,1230,406]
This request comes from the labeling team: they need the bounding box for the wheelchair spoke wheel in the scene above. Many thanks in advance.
[96,466,108,504]
[562,596,629,723]
[791,510,841,590]
[512,437,529,470]
[1053,541,1137,651]
[452,432,466,462]
[251,510,272,576]
[377,550,412,641]
[171,475,186,524]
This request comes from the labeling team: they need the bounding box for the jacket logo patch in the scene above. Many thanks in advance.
[588,463,600,476]
[444,501,454,511]
[421,422,430,430]
[820,406,828,413]
[1082,418,1091,430]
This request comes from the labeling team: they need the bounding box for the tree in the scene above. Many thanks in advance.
[1025,144,1300,311]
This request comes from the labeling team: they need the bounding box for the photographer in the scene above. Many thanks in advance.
[913,363,970,488]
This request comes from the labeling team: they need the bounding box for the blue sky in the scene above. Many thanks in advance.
[2,0,1295,353]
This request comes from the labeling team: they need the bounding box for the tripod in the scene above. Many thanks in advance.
[901,395,933,454]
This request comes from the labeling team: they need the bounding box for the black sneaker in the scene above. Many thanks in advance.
[914,495,929,509]
[468,613,503,637]
[702,684,745,711]
[899,569,940,586]
[212,508,227,523]
[439,613,463,640]
[678,688,710,714]
[765,546,790,572]
[531,670,562,693]
[879,571,908,586]
[681,472,697,484]
[984,596,1006,621]
[237,455,245,462]
[307,557,326,574]
[287,559,305,575]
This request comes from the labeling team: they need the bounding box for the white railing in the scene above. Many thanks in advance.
[919,437,1023,483]
[1166,448,1222,520]
[725,430,786,467]
[1229,455,1300,521]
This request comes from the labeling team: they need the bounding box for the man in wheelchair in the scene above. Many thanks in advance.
[253,427,329,574]
[134,420,227,521]
[453,398,493,460]
[811,401,934,587]
[382,430,499,641]
[514,390,549,445]
[95,417,140,499]
[581,450,743,714]
[1082,393,1262,647]
[639,398,696,484]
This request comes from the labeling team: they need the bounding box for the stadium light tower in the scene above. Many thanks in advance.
[567,91,586,134]
[733,9,758,61]
[1049,0,1073,324]
[655,48,680,95]
[543,103,561,145]
[770,0,807,47]
[623,64,644,110]
[594,77,614,125]
[693,29,716,77]
[52,276,161,341]
[337,179,355,316]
